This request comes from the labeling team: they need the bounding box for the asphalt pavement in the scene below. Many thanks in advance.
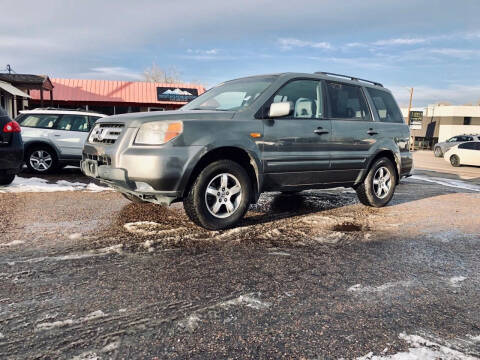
[0,154,479,359]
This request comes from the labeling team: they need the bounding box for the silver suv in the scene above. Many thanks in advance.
[82,72,412,230]
[434,134,480,157]
[16,109,106,173]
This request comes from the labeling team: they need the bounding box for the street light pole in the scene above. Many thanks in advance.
[407,87,414,125]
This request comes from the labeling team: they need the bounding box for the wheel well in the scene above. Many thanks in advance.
[183,147,259,202]
[370,150,400,183]
[24,142,58,160]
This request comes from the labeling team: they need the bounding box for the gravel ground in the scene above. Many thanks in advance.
[0,166,479,359]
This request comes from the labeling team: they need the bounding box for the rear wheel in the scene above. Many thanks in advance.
[450,154,460,167]
[434,147,443,157]
[356,157,396,207]
[0,174,15,186]
[183,160,252,230]
[26,146,58,174]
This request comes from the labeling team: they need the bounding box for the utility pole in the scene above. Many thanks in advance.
[6,64,13,74]
[407,87,414,125]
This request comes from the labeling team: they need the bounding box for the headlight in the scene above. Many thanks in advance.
[134,121,183,145]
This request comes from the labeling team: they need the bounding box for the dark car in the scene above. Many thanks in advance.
[0,105,23,185]
[82,72,412,230]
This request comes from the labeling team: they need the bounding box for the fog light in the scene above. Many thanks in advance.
[135,182,154,191]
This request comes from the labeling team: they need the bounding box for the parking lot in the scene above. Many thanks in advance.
[0,152,479,359]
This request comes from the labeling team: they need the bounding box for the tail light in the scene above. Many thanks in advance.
[3,121,21,133]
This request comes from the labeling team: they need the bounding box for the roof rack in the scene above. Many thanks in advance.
[314,71,383,87]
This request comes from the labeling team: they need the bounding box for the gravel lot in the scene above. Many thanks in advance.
[0,153,479,359]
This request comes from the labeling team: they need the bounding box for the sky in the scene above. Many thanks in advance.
[1,0,480,107]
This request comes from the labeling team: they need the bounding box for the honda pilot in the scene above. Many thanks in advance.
[82,72,413,230]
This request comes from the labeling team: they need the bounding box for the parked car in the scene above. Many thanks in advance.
[16,109,106,173]
[434,134,480,157]
[82,72,412,229]
[444,142,480,167]
[0,105,23,185]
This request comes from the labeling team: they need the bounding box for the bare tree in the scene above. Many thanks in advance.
[143,63,182,83]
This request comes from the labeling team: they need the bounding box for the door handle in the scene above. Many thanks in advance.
[367,128,378,136]
[314,127,329,135]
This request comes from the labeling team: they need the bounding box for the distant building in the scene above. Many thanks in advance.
[401,105,480,148]
[0,74,54,118]
[28,78,206,115]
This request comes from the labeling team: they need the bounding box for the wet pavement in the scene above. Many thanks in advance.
[0,164,479,359]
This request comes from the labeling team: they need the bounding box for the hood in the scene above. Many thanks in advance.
[97,110,236,128]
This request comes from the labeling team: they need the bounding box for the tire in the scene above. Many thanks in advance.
[434,147,443,157]
[356,157,397,207]
[25,146,58,174]
[0,174,15,186]
[183,160,252,230]
[450,155,460,167]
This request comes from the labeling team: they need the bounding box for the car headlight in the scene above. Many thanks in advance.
[134,121,183,145]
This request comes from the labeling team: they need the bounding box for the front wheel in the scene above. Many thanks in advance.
[183,160,252,230]
[450,155,460,167]
[356,157,396,207]
[0,174,15,186]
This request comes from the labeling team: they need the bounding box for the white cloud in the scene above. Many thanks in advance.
[390,84,480,106]
[81,67,143,80]
[373,37,429,46]
[278,38,332,50]
[428,48,480,59]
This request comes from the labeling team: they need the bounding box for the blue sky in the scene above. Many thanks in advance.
[1,0,480,106]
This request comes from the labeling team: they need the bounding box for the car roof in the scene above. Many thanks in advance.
[19,109,107,117]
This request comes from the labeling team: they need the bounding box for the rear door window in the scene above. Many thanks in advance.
[18,114,60,128]
[55,115,91,132]
[366,88,404,123]
[326,82,371,120]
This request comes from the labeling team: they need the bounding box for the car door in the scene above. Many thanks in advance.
[48,114,91,158]
[260,79,332,189]
[326,81,376,182]
[457,142,480,166]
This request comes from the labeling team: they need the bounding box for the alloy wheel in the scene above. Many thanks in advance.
[30,150,53,172]
[204,173,242,218]
[373,166,392,199]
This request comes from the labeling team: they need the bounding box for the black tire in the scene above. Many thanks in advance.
[183,160,252,230]
[356,157,397,207]
[25,146,58,174]
[434,147,443,157]
[0,174,15,186]
[450,155,460,167]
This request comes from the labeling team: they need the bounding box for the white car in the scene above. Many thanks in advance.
[16,109,107,173]
[444,142,480,167]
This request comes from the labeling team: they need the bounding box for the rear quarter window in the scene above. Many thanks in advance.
[367,88,404,123]
[459,142,476,150]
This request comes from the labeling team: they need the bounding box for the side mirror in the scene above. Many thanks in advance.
[269,102,292,118]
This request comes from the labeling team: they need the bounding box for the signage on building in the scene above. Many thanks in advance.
[157,87,198,102]
[409,110,423,130]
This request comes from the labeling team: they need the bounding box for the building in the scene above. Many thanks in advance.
[28,78,206,115]
[0,74,54,118]
[401,105,480,148]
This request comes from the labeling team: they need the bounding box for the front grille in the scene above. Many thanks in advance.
[84,153,112,166]
[89,123,124,144]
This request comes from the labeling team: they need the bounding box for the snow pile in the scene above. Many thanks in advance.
[449,276,467,286]
[220,293,271,310]
[0,240,25,248]
[0,176,111,193]
[357,333,479,359]
[348,281,412,293]
[409,175,480,192]
[124,221,187,237]
[35,310,106,332]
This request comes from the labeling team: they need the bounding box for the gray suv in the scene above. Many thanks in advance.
[82,72,412,229]
[433,134,480,157]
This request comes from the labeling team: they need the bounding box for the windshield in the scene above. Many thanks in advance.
[182,76,277,111]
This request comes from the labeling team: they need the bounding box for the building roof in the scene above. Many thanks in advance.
[29,78,206,105]
[401,105,480,117]
[0,81,31,98]
[0,74,53,90]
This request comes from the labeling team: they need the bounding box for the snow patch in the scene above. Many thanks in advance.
[409,175,480,192]
[220,293,271,310]
[348,281,412,293]
[358,333,479,359]
[0,176,111,193]
[35,310,106,332]
[0,332,4,339]
[178,314,201,333]
[124,221,186,237]
[268,251,291,256]
[449,276,467,286]
[0,240,24,247]
[68,233,83,241]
